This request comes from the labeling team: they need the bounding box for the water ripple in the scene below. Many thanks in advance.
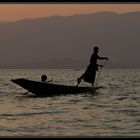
[0,69,139,136]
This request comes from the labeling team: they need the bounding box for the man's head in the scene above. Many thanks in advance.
[41,75,47,82]
[94,46,99,53]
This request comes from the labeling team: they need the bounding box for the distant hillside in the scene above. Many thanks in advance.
[0,12,140,68]
[0,21,4,24]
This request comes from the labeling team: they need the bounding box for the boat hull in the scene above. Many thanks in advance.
[11,78,102,96]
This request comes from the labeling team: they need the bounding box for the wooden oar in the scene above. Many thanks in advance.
[94,60,107,87]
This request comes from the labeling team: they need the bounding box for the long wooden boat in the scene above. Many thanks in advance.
[11,78,102,96]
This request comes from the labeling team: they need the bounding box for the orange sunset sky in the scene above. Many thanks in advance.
[0,4,140,22]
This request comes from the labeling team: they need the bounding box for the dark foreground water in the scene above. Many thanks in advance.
[0,69,139,136]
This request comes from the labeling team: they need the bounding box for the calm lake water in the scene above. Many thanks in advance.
[0,69,139,137]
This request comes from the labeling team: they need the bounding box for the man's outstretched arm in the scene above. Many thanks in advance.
[97,55,108,60]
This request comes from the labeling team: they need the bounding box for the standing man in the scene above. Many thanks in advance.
[77,46,108,87]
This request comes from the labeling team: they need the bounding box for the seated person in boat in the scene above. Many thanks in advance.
[41,75,53,83]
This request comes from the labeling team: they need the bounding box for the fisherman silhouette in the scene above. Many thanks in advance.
[76,46,108,87]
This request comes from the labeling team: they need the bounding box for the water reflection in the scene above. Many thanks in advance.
[0,69,139,136]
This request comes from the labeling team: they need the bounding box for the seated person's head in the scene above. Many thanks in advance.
[41,75,47,82]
